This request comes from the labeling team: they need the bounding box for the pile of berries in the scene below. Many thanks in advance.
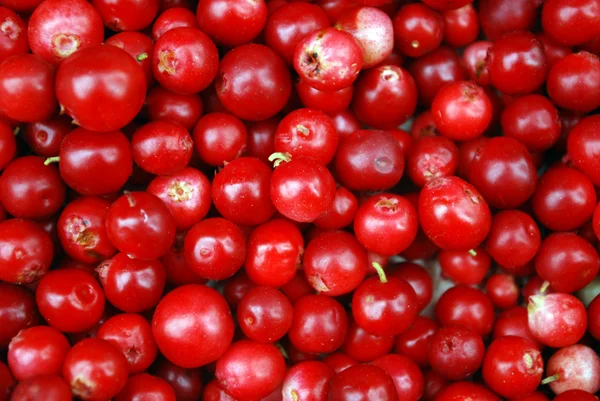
[0,0,599,400]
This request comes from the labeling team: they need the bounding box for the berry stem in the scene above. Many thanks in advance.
[468,249,477,257]
[268,152,292,167]
[371,262,388,284]
[44,156,60,166]
[541,374,560,385]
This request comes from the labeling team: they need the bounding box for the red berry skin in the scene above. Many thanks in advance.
[568,115,600,186]
[153,27,219,95]
[152,7,199,40]
[0,121,15,170]
[493,307,543,350]
[589,294,600,340]
[0,283,40,348]
[215,340,286,401]
[435,381,500,401]
[322,353,357,374]
[9,375,71,401]
[296,80,353,115]
[147,167,212,231]
[371,354,423,401]
[532,167,596,231]
[204,380,235,401]
[394,316,438,368]
[418,176,491,252]
[435,285,495,337]
[216,44,292,121]
[58,128,133,196]
[154,359,203,401]
[547,52,600,113]
[196,0,267,47]
[22,117,71,158]
[115,374,176,401]
[545,344,600,395]
[431,81,492,141]
[27,0,104,65]
[265,2,330,65]
[442,5,478,48]
[528,293,587,348]
[0,219,53,284]
[0,0,42,12]
[62,338,129,401]
[212,157,276,226]
[313,187,358,230]
[194,113,247,166]
[131,120,193,175]
[535,233,599,293]
[542,0,600,46]
[303,230,368,296]
[92,0,159,31]
[428,325,484,381]
[329,365,399,401]
[293,27,363,92]
[393,4,444,58]
[237,286,293,343]
[341,319,395,363]
[282,361,334,401]
[352,275,418,337]
[462,41,492,86]
[8,326,70,381]
[554,390,599,401]
[246,219,303,287]
[246,118,278,163]
[469,137,538,209]
[56,44,146,132]
[97,253,166,313]
[106,192,176,261]
[58,197,116,264]
[335,130,405,192]
[288,295,348,354]
[406,135,460,187]
[389,263,433,312]
[0,7,28,63]
[354,194,418,257]
[97,313,158,374]
[146,86,203,131]
[485,338,545,398]
[152,284,234,368]
[478,0,537,41]
[352,65,418,130]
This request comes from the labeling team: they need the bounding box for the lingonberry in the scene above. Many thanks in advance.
[341,319,395,363]
[393,3,444,58]
[22,116,71,158]
[568,115,600,186]
[436,381,500,401]
[193,112,247,166]
[544,344,600,395]
[554,390,599,401]
[428,325,484,381]
[92,0,158,31]
[328,365,399,401]
[154,359,203,401]
[282,361,334,401]
[237,286,293,343]
[313,186,358,229]
[394,317,437,368]
[0,6,28,63]
[478,0,537,41]
[145,86,204,131]
[0,283,39,348]
[152,7,198,40]
[115,374,177,401]
[462,41,492,86]
[542,0,600,46]
[438,247,490,285]
[547,52,600,113]
[406,135,460,187]
[442,5,478,48]
[492,307,543,350]
[435,285,495,336]
[388,263,433,312]
[485,274,519,310]
[371,354,424,401]
[296,80,354,115]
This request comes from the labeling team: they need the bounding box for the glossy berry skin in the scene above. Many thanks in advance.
[196,0,267,47]
[183,218,246,281]
[105,31,154,87]
[147,168,211,231]
[97,253,165,313]
[482,336,543,399]
[237,286,293,343]
[56,44,146,132]
[106,192,176,261]
[216,44,291,121]
[352,274,418,337]
[568,115,600,186]
[535,233,599,293]
[152,7,199,40]
[500,94,561,153]
[547,52,600,113]
[352,65,418,129]
[435,285,495,336]
[264,2,330,65]
[353,194,418,257]
[92,0,159,31]
[487,31,547,95]
[9,375,70,401]
[394,316,438,368]
[153,27,218,95]
[393,3,443,58]
[329,365,399,401]
[193,112,247,166]
[0,121,15,170]
[528,293,587,348]
[246,118,277,163]
[215,340,286,401]
[0,283,39,348]
[0,219,53,284]
[204,380,234,401]
[313,187,358,229]
[545,344,600,395]
[36,268,105,333]
[442,5,478,48]
[62,338,129,401]
[152,284,234,368]
[132,121,193,175]
[282,361,334,401]
[27,0,103,64]
[419,176,491,252]
[57,128,132,196]
[0,7,28,63]
[435,381,500,401]
[115,374,176,401]
[97,313,158,374]
[335,130,404,191]
[271,158,336,223]
[493,307,542,349]
[274,108,338,165]
[154,359,203,401]
[296,80,353,115]
[288,295,348,354]
[344,327,393,362]
[0,54,56,123]
[532,167,596,231]
[293,27,363,92]
[146,87,203,131]
[428,325,484,381]
[57,197,116,264]
[462,41,492,86]
[431,81,492,141]
[212,157,276,226]
[542,0,600,46]
[246,219,303,287]
[406,135,459,187]
[303,231,367,296]
[388,263,433,312]
[22,117,71,158]
[554,390,599,401]
[335,6,394,68]
[8,326,70,381]
[469,137,537,209]
[371,354,423,401]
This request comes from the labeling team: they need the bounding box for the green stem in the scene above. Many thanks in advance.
[371,262,388,284]
[44,156,60,166]
[541,374,559,385]
[468,249,477,257]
